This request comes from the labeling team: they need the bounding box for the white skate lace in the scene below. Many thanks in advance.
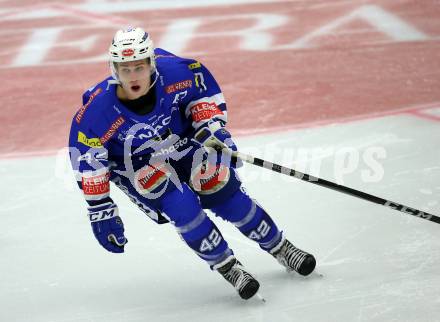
[223,263,254,293]
[276,241,308,272]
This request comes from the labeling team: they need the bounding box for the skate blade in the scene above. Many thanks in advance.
[313,270,324,278]
[255,292,266,303]
[285,268,324,278]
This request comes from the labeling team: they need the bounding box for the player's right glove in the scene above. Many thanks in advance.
[193,120,237,152]
[88,203,127,253]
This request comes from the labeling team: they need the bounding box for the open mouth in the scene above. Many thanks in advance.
[131,85,141,92]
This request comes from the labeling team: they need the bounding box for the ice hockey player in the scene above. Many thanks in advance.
[69,27,316,300]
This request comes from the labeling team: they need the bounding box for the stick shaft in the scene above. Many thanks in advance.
[233,151,440,224]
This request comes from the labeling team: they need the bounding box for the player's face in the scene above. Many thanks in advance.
[117,60,151,100]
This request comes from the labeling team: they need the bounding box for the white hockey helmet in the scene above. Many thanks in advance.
[108,27,156,80]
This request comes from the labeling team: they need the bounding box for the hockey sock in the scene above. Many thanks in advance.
[211,188,282,251]
[160,184,233,268]
[178,212,233,268]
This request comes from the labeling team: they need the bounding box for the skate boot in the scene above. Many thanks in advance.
[214,256,260,300]
[270,237,316,276]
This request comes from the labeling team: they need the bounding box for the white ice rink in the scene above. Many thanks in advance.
[1,111,439,322]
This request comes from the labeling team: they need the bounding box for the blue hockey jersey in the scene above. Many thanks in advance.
[69,48,228,207]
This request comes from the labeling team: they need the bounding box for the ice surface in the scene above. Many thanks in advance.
[1,0,440,320]
[1,113,439,322]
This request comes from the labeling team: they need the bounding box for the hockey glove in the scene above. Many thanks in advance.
[193,120,236,150]
[193,120,242,168]
[88,203,127,253]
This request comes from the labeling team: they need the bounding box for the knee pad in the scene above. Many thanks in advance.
[160,183,202,227]
[210,187,252,222]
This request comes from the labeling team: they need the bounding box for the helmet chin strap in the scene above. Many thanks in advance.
[148,69,159,92]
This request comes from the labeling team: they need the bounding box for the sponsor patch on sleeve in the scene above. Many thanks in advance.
[165,80,193,94]
[190,102,224,123]
[76,88,102,124]
[188,61,201,70]
[82,172,110,196]
[100,116,125,145]
[77,131,103,148]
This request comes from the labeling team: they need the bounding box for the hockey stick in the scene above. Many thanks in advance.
[231,151,440,225]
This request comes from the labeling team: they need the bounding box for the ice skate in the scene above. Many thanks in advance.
[270,237,316,276]
[215,256,260,300]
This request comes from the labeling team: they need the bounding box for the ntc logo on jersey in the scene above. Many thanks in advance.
[190,102,223,122]
[166,80,192,94]
[82,172,110,196]
[118,116,172,141]
[122,49,134,57]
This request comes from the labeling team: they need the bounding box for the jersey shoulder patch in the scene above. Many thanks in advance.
[75,86,103,124]
[74,77,115,126]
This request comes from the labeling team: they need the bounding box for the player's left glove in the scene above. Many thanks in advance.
[192,120,242,168]
[88,203,127,253]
